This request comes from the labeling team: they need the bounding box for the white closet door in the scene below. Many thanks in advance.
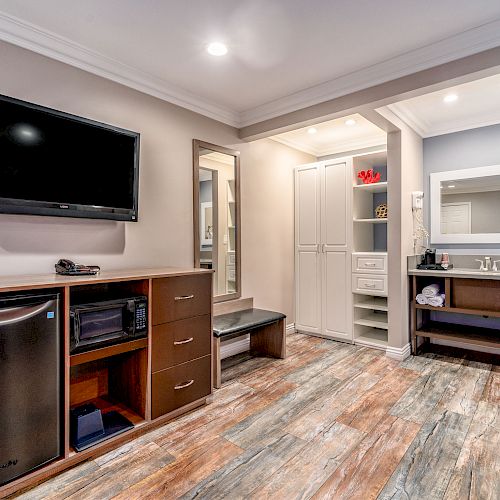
[322,161,348,248]
[322,160,352,341]
[323,251,350,340]
[295,165,321,334]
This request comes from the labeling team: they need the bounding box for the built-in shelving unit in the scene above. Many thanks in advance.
[352,151,389,350]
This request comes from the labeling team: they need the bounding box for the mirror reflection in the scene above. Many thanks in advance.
[440,175,500,234]
[195,143,239,300]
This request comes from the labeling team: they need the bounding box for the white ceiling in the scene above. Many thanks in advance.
[387,73,500,137]
[271,114,386,157]
[1,1,500,127]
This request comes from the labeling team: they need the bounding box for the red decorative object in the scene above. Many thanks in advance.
[357,169,381,184]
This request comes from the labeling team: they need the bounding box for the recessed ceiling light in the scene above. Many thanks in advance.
[443,94,458,103]
[448,184,455,188]
[307,127,317,135]
[207,42,228,56]
[345,119,356,126]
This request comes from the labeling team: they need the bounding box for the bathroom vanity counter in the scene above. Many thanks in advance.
[408,267,500,280]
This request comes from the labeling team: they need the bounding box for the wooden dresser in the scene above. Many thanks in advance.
[0,267,213,498]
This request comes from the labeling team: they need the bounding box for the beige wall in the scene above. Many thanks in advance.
[0,41,311,323]
[237,140,314,321]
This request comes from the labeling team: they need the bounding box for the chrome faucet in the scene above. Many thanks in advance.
[476,257,492,271]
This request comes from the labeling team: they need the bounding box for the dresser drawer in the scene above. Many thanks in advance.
[352,274,388,296]
[352,253,387,274]
[152,355,211,419]
[152,274,211,325]
[152,315,211,372]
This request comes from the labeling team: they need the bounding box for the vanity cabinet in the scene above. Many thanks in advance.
[294,159,352,341]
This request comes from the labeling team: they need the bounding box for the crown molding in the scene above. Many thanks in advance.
[270,134,386,157]
[0,11,240,127]
[388,101,500,138]
[1,10,500,130]
[239,18,500,127]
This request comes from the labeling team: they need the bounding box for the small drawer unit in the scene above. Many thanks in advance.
[352,252,387,274]
[352,273,388,296]
[151,272,212,420]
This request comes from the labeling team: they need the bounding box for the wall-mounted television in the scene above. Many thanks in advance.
[0,94,140,221]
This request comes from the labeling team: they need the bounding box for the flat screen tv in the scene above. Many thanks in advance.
[0,94,140,221]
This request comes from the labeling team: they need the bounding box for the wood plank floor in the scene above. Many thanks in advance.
[15,333,499,500]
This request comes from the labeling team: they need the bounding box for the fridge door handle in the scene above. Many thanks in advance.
[0,302,52,326]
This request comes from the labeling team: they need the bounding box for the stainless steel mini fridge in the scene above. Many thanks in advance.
[0,293,61,486]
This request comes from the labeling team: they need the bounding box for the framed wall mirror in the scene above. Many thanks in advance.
[193,140,241,302]
[430,165,500,244]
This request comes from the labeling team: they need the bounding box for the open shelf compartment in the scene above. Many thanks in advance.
[69,347,148,453]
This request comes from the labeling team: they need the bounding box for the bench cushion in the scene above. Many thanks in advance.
[213,308,285,338]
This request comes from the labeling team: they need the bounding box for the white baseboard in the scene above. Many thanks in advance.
[386,343,411,361]
[220,337,250,359]
[220,323,295,359]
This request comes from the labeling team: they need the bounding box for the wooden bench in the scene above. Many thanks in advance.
[213,307,286,388]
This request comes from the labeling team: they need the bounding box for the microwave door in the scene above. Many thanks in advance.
[76,304,126,348]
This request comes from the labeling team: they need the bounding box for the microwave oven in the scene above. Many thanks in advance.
[70,296,147,354]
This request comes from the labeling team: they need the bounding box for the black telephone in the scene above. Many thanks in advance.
[55,259,100,276]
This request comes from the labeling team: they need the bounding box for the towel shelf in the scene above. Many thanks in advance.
[410,274,500,354]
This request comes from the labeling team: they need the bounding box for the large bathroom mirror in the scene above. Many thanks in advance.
[193,140,241,302]
[430,165,500,243]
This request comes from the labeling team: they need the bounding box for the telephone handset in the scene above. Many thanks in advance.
[55,259,100,276]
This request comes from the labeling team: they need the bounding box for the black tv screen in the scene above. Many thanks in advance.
[0,94,140,221]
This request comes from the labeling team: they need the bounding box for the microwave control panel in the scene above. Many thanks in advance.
[135,302,147,331]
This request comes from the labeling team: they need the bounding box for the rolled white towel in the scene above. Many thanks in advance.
[428,295,445,307]
[422,284,441,298]
[416,294,428,305]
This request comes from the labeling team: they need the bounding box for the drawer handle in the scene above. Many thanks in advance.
[174,294,194,301]
[363,263,377,267]
[363,283,376,288]
[173,337,194,345]
[174,380,194,390]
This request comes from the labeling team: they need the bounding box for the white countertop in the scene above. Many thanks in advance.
[408,267,500,280]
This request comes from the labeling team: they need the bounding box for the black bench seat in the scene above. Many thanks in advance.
[212,307,287,388]
[213,308,286,338]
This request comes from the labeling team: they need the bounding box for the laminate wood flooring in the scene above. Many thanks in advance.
[16,333,499,500]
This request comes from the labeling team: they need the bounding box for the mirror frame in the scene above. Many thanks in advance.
[193,139,241,302]
[430,165,500,244]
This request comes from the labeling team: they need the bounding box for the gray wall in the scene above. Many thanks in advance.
[423,123,500,250]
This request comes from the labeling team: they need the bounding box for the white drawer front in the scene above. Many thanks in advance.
[352,254,387,274]
[352,274,388,296]
[226,252,236,265]
[228,268,236,281]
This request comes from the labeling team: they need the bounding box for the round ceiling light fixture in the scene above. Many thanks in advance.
[443,93,458,103]
[207,42,228,56]
[307,127,317,134]
[345,119,356,126]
